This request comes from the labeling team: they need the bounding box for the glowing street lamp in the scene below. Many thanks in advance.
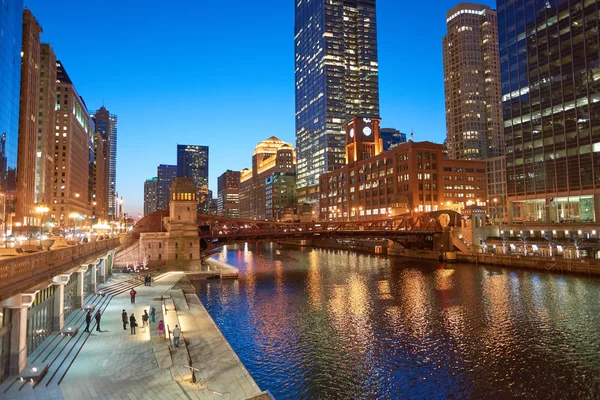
[35,205,49,236]
[69,212,81,231]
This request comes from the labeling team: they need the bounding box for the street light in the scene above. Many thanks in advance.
[35,205,49,236]
[493,198,498,224]
[69,212,80,232]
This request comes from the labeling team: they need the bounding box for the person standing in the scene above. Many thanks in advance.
[121,310,128,330]
[130,288,137,304]
[95,310,102,332]
[172,325,181,348]
[148,275,152,287]
[150,306,156,323]
[157,320,165,337]
[144,275,148,286]
[130,314,137,335]
[142,310,149,328]
[84,311,92,333]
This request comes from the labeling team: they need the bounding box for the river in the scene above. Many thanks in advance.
[196,243,600,399]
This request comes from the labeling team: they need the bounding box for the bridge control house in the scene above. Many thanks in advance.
[319,116,488,221]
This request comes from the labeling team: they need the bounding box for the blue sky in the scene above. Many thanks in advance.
[23,0,494,216]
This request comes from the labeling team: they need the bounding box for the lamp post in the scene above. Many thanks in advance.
[69,212,80,232]
[493,198,498,225]
[35,205,49,236]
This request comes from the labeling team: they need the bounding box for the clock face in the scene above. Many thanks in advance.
[349,128,355,138]
[363,126,372,136]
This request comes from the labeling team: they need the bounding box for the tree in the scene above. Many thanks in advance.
[520,232,530,256]
[571,233,584,259]
[501,231,509,255]
[544,231,554,257]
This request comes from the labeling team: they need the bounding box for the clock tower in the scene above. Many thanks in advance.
[346,116,382,166]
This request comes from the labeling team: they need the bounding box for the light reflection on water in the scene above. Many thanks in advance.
[197,244,600,399]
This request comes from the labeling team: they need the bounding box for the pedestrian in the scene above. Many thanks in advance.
[157,320,165,337]
[150,306,156,323]
[84,310,92,332]
[121,309,128,330]
[144,275,148,286]
[172,325,181,348]
[130,288,137,303]
[142,310,149,328]
[148,275,152,286]
[130,314,137,335]
[95,310,102,332]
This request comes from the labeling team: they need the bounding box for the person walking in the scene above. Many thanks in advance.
[84,311,92,333]
[147,275,152,286]
[150,306,156,323]
[130,288,137,304]
[144,275,149,286]
[157,320,165,337]
[142,310,149,328]
[172,325,181,348]
[95,310,102,332]
[130,314,137,335]
[121,310,128,330]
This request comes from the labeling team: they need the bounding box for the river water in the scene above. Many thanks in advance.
[196,243,600,399]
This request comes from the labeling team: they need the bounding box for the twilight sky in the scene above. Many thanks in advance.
[23,0,494,217]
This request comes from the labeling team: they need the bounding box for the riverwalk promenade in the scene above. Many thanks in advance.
[1,272,265,400]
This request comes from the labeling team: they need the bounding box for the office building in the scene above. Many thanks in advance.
[379,128,407,151]
[177,144,208,212]
[487,156,507,224]
[34,44,56,211]
[265,172,297,222]
[108,113,117,220]
[15,9,42,228]
[90,106,112,222]
[157,164,177,211]
[0,0,23,236]
[217,170,240,218]
[498,0,600,223]
[240,137,296,220]
[443,3,503,160]
[295,0,380,206]
[143,177,158,216]
[53,61,95,227]
[319,116,487,221]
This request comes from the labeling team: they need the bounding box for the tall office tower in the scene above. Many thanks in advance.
[0,0,23,235]
[53,61,95,227]
[15,9,42,228]
[157,164,177,211]
[294,0,380,206]
[108,113,117,220]
[379,128,407,151]
[443,3,503,160]
[240,137,296,220]
[90,106,112,222]
[143,177,158,216]
[176,144,209,212]
[217,170,240,218]
[498,0,600,223]
[34,44,56,209]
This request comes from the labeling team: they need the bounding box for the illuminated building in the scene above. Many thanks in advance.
[379,128,407,151]
[443,3,503,160]
[52,61,95,227]
[294,0,379,206]
[319,116,487,221]
[157,164,176,211]
[217,170,240,218]
[499,0,600,223]
[177,144,209,213]
[90,106,112,222]
[143,177,158,216]
[239,137,296,220]
[108,113,117,220]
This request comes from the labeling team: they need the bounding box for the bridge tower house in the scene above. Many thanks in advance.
[345,115,383,166]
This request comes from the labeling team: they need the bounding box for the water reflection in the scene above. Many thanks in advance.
[197,243,600,399]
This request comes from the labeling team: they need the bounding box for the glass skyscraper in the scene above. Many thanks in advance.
[176,145,209,212]
[498,0,600,223]
[157,164,177,211]
[294,0,379,204]
[0,0,23,234]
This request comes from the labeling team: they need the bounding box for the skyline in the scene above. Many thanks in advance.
[23,0,495,216]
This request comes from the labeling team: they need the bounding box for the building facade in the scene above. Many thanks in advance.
[217,170,240,218]
[486,156,507,224]
[157,164,177,211]
[15,9,42,228]
[498,0,600,223]
[90,106,112,222]
[52,61,95,229]
[143,177,158,216]
[265,172,297,222]
[443,3,503,160]
[108,113,117,220]
[177,144,208,213]
[319,117,487,221]
[294,0,380,206]
[240,137,296,220]
[379,128,407,151]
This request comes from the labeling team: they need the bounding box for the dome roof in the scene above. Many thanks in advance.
[170,177,197,194]
[253,136,293,155]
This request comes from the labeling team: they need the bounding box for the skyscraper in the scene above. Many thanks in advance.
[15,9,42,228]
[294,0,380,206]
[498,0,600,223]
[176,144,208,212]
[0,0,23,234]
[443,3,503,160]
[108,113,117,220]
[143,177,158,216]
[90,106,112,222]
[379,128,407,151]
[157,164,177,211]
[217,170,240,218]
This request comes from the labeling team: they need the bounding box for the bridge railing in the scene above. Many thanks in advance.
[0,238,120,293]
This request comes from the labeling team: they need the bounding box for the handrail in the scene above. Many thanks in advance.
[196,388,231,399]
